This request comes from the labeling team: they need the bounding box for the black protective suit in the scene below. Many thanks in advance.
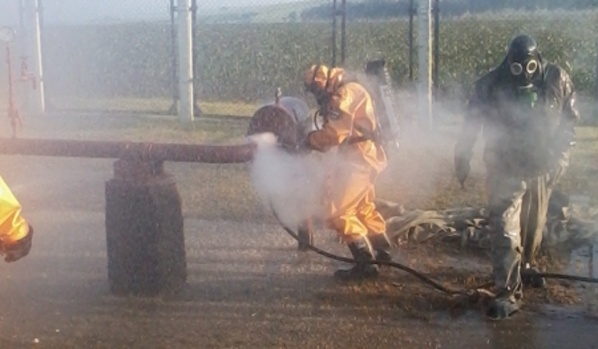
[454,35,579,319]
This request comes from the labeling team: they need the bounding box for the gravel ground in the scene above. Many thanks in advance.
[0,153,596,349]
[1,112,597,348]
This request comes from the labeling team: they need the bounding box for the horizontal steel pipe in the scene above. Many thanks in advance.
[0,138,256,163]
[247,96,312,148]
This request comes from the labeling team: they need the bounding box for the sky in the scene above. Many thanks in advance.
[0,0,326,26]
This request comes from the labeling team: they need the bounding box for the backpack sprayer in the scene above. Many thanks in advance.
[364,57,401,153]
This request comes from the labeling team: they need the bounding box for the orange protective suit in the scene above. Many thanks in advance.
[304,65,388,244]
[0,176,33,262]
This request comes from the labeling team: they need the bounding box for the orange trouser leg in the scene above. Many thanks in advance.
[328,166,383,244]
[356,184,386,236]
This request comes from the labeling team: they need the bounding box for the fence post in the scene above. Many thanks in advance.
[168,0,178,115]
[340,0,346,66]
[432,0,440,94]
[330,0,347,68]
[331,0,337,67]
[595,38,598,101]
[417,0,433,128]
[408,0,415,82]
[191,0,202,117]
[177,0,194,123]
[592,242,598,316]
[33,0,46,114]
[19,0,25,40]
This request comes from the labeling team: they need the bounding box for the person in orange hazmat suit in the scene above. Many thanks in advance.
[300,64,393,281]
[0,176,34,263]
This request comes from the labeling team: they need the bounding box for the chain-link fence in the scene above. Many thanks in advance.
[1,1,597,118]
[435,6,598,102]
[0,1,21,110]
[40,0,172,114]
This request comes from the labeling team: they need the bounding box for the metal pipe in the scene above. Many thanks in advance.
[340,0,346,66]
[433,0,440,93]
[590,243,597,316]
[6,45,13,112]
[408,0,415,81]
[417,0,433,128]
[19,0,25,39]
[191,0,202,117]
[0,138,256,163]
[177,0,194,122]
[168,0,178,115]
[595,38,598,100]
[247,102,302,148]
[331,0,337,67]
[18,0,28,85]
[33,0,46,114]
[590,243,594,283]
[6,43,21,139]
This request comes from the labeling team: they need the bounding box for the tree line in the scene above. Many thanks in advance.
[300,0,598,21]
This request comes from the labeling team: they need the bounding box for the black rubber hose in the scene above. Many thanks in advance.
[270,204,598,297]
[270,204,490,295]
[532,272,598,284]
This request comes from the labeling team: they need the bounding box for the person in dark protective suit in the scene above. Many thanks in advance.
[454,34,579,320]
[301,64,394,281]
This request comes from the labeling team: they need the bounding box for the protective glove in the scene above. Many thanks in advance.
[557,129,576,149]
[547,162,567,190]
[455,156,470,189]
[2,225,33,263]
[294,134,313,154]
[550,130,575,168]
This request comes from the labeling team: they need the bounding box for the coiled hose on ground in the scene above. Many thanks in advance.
[270,203,598,299]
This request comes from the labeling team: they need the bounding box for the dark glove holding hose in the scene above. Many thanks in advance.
[279,133,312,155]
[294,134,313,155]
[1,225,33,263]
[455,156,470,190]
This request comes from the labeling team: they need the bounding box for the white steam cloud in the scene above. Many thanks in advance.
[248,132,332,230]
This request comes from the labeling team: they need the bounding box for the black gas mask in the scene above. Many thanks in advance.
[304,81,329,130]
[505,35,541,89]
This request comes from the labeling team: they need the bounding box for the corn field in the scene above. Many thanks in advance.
[33,10,598,110]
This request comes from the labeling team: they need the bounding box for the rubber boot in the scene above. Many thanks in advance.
[486,290,522,321]
[369,232,393,263]
[521,263,546,289]
[296,219,313,252]
[334,238,379,281]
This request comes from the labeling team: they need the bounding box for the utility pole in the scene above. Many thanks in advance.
[191,0,202,117]
[408,0,415,81]
[417,0,433,128]
[177,0,194,123]
[33,0,46,114]
[594,38,598,100]
[331,0,346,67]
[432,0,440,93]
[168,0,178,115]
